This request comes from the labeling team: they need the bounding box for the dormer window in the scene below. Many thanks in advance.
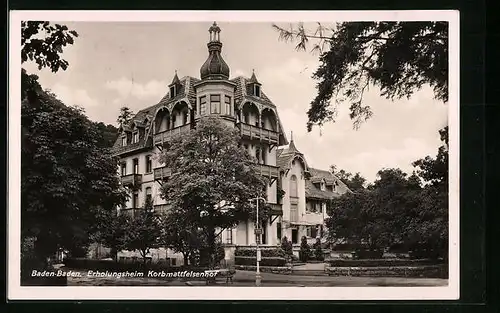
[121,135,127,146]
[320,182,325,191]
[170,85,177,98]
[133,131,139,143]
[254,85,261,97]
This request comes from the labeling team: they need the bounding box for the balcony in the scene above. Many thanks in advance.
[154,124,192,146]
[237,123,279,144]
[120,173,142,187]
[154,166,172,181]
[251,163,279,179]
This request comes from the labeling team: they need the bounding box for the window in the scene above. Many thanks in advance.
[224,95,231,115]
[210,94,221,114]
[145,187,152,206]
[133,132,139,143]
[255,147,261,163]
[170,85,176,98]
[290,175,298,198]
[277,222,282,240]
[121,136,127,146]
[120,162,127,176]
[261,148,266,164]
[226,228,233,244]
[172,114,177,127]
[318,225,323,238]
[320,182,325,191]
[310,226,317,238]
[254,85,261,97]
[171,258,177,266]
[261,221,267,245]
[183,111,188,125]
[133,158,139,174]
[146,155,152,173]
[132,192,139,208]
[199,96,207,115]
[243,113,249,124]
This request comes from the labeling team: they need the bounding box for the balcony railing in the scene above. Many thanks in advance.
[251,163,279,179]
[154,124,192,146]
[153,166,172,181]
[238,123,279,144]
[120,173,142,187]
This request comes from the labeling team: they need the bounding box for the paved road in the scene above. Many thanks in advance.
[65,268,447,287]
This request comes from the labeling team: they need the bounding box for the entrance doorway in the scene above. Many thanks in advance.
[291,228,298,244]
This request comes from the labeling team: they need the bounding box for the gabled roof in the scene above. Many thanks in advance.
[158,76,199,107]
[229,76,275,108]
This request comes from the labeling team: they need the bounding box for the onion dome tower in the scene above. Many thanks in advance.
[200,22,230,80]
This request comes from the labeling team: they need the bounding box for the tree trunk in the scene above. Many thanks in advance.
[206,227,216,270]
[183,252,189,268]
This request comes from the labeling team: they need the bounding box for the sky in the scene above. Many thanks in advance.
[22,21,449,183]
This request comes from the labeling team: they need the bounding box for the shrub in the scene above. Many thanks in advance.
[326,258,442,267]
[281,237,293,256]
[352,248,384,259]
[234,256,286,267]
[299,236,312,262]
[313,238,324,261]
[234,247,286,258]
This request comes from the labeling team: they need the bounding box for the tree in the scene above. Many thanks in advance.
[92,207,130,262]
[122,198,162,268]
[281,236,293,259]
[161,210,206,267]
[410,126,449,259]
[21,72,127,266]
[22,21,79,72]
[117,106,134,128]
[273,22,448,130]
[330,166,367,191]
[299,236,311,262]
[94,122,119,148]
[158,116,268,268]
[313,238,323,261]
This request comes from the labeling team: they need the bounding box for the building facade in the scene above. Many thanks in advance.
[111,22,350,264]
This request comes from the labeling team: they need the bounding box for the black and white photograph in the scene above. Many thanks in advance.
[9,11,459,300]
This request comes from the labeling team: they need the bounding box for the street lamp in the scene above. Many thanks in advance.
[249,196,266,287]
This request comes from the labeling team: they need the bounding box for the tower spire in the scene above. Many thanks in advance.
[200,22,230,80]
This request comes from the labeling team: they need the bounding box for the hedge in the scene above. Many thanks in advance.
[234,256,286,267]
[326,258,441,267]
[65,258,178,272]
[325,265,448,278]
[234,265,292,274]
[234,248,286,258]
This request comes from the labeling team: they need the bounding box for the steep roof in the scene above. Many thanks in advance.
[229,76,276,108]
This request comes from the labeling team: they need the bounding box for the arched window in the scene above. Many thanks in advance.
[290,175,298,198]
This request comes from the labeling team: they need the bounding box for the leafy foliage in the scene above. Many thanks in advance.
[158,116,268,268]
[299,236,312,262]
[273,22,448,130]
[22,21,79,72]
[21,70,127,260]
[326,127,448,258]
[94,122,119,148]
[117,106,134,129]
[280,236,293,257]
[330,165,367,191]
[313,238,324,261]
[161,209,206,266]
[122,199,163,266]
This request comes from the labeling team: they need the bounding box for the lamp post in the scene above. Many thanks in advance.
[250,196,266,287]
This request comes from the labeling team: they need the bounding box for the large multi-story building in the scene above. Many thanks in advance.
[111,22,350,264]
